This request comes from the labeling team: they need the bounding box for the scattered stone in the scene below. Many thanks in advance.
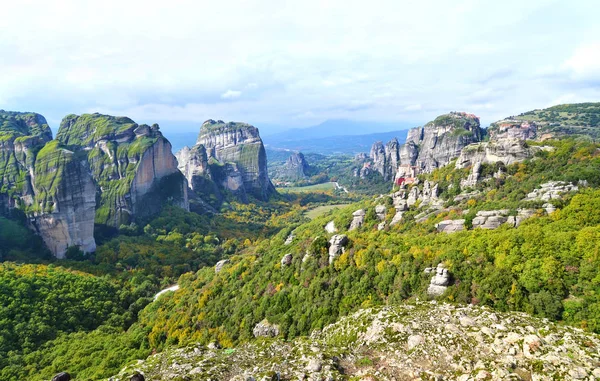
[306,359,322,372]
[407,334,424,350]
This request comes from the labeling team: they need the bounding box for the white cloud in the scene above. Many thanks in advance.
[0,0,599,132]
[221,90,242,99]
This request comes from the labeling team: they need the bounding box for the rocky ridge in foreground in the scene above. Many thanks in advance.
[111,301,600,380]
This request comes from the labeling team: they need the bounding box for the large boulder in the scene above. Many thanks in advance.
[435,219,465,233]
[51,372,71,381]
[253,319,280,338]
[426,263,452,296]
[348,209,366,231]
[215,259,230,273]
[328,234,348,264]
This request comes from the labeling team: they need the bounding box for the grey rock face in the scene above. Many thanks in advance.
[408,112,483,173]
[31,154,97,259]
[456,139,534,172]
[324,220,337,233]
[426,263,451,296]
[375,204,387,220]
[328,234,348,264]
[51,372,71,381]
[195,120,275,201]
[253,319,280,338]
[488,120,537,140]
[435,219,465,233]
[275,152,309,181]
[524,181,578,201]
[348,209,366,231]
[215,259,230,273]
[280,253,292,266]
[284,233,295,245]
[472,210,510,230]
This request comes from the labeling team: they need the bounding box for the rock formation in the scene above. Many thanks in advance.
[472,210,510,230]
[0,111,189,258]
[435,219,465,233]
[214,259,230,274]
[57,113,189,228]
[324,220,337,233]
[364,112,483,183]
[111,301,600,381]
[328,234,348,264]
[348,209,365,231]
[177,120,275,202]
[523,181,578,201]
[273,152,310,181]
[375,204,386,220]
[280,253,292,266]
[253,319,280,338]
[455,139,535,170]
[425,263,452,296]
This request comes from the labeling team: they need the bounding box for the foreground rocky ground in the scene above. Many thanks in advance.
[110,301,600,381]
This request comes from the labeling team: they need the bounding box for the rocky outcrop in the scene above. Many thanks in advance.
[273,152,310,181]
[0,111,100,258]
[488,120,538,141]
[324,220,337,233]
[365,112,483,183]
[435,219,465,233]
[30,142,96,258]
[328,234,348,264]
[111,301,600,381]
[51,372,71,381]
[472,210,510,230]
[456,139,535,170]
[506,209,535,227]
[425,263,451,296]
[280,253,292,266]
[253,319,280,338]
[375,204,386,220]
[407,112,483,173]
[523,181,578,201]
[214,259,230,274]
[187,120,275,201]
[348,209,365,231]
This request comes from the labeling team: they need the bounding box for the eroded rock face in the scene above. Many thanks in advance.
[472,210,510,230]
[349,209,366,231]
[375,204,387,220]
[328,234,348,264]
[456,139,534,170]
[408,112,483,173]
[57,113,188,227]
[194,120,275,201]
[435,219,465,233]
[324,220,337,233]
[274,152,309,181]
[31,145,97,258]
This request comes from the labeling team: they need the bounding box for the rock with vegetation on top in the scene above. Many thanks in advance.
[57,113,189,228]
[280,253,292,266]
[181,119,275,202]
[524,181,578,201]
[273,152,310,181]
[472,210,509,230]
[375,204,387,220]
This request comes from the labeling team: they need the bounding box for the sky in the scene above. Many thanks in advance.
[1,0,600,135]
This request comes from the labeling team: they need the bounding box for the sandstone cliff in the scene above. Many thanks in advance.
[1,110,189,258]
[271,152,310,181]
[366,112,483,181]
[57,113,189,227]
[177,119,275,202]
